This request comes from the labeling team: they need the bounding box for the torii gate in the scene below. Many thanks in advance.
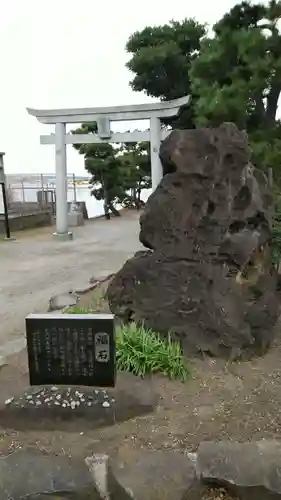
[27,95,190,240]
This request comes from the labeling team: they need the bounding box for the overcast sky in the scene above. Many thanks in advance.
[0,0,246,176]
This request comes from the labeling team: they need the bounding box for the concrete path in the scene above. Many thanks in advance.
[0,212,141,358]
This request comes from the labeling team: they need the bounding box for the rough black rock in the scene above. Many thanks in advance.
[107,123,279,359]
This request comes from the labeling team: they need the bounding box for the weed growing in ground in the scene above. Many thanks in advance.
[116,322,190,381]
[66,306,93,314]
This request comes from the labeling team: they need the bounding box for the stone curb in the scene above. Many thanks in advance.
[2,442,281,499]
[195,440,281,499]
[84,441,281,499]
[85,450,202,500]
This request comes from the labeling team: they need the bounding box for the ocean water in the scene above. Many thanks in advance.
[4,184,152,218]
[71,185,152,217]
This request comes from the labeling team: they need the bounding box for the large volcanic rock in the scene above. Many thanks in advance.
[107,123,279,358]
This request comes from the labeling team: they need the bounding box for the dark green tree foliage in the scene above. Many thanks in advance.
[126,1,281,180]
[72,123,150,218]
[119,142,151,209]
[72,123,122,218]
[126,20,205,100]
[190,1,281,179]
[126,19,206,129]
[191,1,281,127]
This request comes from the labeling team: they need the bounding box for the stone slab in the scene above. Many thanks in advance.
[197,440,281,499]
[48,292,78,312]
[0,449,101,499]
[86,450,202,500]
[25,313,116,388]
[107,449,202,500]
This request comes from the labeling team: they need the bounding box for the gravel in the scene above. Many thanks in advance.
[202,487,237,499]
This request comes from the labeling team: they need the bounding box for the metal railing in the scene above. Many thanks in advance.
[5,173,88,216]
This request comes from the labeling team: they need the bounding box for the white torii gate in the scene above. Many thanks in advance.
[27,95,190,240]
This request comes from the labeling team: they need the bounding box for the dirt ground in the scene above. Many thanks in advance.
[0,283,280,498]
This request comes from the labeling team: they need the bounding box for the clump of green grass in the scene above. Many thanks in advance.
[64,307,190,381]
[116,322,190,381]
[66,306,94,314]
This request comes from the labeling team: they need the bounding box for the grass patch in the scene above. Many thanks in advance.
[65,303,190,381]
[116,322,191,381]
[66,306,94,314]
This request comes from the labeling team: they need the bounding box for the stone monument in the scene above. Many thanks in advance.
[68,201,84,227]
[107,123,279,359]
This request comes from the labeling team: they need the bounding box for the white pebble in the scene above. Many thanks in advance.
[111,398,116,403]
[36,400,42,406]
[102,401,110,408]
[51,386,58,391]
[54,401,60,406]
[29,400,34,404]
[81,398,85,402]
[26,395,33,401]
[56,394,62,400]
[70,401,76,410]
[94,390,99,395]
[87,402,92,407]
[80,432,84,435]
[5,397,14,405]
[62,403,67,408]
[44,398,50,403]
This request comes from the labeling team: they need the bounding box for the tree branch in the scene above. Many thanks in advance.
[266,81,281,125]
[254,92,266,119]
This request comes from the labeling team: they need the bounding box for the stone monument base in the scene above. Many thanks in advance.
[68,212,84,227]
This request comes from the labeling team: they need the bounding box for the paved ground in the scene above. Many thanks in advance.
[0,211,141,358]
